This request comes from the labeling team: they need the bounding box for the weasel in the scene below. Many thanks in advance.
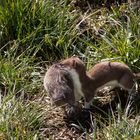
[44,56,140,112]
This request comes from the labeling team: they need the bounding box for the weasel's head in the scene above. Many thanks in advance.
[44,64,75,106]
[44,56,86,108]
[60,56,86,75]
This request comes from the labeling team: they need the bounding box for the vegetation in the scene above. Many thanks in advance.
[0,0,140,139]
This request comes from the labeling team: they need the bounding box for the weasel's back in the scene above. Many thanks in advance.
[87,61,134,82]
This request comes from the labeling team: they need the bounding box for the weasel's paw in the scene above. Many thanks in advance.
[66,105,81,119]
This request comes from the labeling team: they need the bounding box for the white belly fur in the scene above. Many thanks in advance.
[69,69,84,101]
[95,80,119,94]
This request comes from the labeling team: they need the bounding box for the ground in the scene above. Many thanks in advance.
[42,86,140,139]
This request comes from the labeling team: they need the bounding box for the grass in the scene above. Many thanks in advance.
[0,0,140,139]
[83,111,140,139]
[0,95,45,139]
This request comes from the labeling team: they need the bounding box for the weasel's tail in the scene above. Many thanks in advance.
[134,73,140,80]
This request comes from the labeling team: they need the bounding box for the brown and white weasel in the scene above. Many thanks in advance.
[44,56,140,112]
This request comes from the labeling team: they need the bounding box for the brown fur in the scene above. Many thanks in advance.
[44,57,139,109]
[85,61,139,103]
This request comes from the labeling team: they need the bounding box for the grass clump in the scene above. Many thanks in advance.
[0,41,42,96]
[0,0,78,60]
[99,107,140,140]
[75,4,140,70]
[0,95,46,139]
[0,41,46,139]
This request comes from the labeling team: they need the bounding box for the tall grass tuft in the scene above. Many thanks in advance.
[0,0,79,60]
[0,94,46,139]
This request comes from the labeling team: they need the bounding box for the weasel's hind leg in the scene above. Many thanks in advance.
[119,74,136,94]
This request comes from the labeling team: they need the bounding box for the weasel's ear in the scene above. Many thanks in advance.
[72,60,77,68]
[71,55,77,58]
